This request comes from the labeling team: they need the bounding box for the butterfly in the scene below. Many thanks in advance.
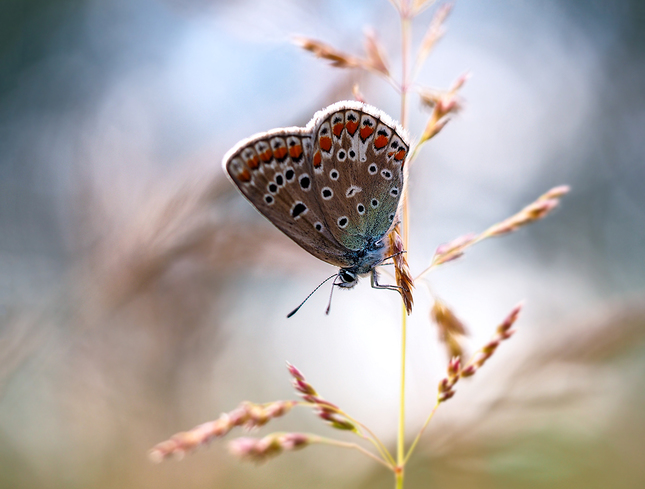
[223,101,409,315]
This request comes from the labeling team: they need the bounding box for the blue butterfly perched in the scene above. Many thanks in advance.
[223,101,409,314]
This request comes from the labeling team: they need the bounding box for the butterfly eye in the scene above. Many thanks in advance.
[339,270,357,284]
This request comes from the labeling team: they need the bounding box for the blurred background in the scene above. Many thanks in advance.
[1,0,644,488]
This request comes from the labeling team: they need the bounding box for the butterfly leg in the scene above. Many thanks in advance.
[370,269,404,293]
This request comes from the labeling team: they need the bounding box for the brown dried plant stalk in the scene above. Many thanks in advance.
[151,2,568,488]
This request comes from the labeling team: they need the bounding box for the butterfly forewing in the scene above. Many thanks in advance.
[309,103,409,251]
[224,128,352,268]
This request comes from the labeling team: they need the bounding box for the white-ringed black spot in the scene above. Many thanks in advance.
[329,169,339,180]
[389,212,395,221]
[291,201,308,219]
[268,182,278,194]
[380,169,392,180]
[391,140,399,149]
[314,222,323,232]
[337,150,346,162]
[346,185,362,198]
[337,216,349,229]
[349,150,356,159]
[368,164,378,175]
[321,187,333,200]
[390,187,399,197]
[264,194,274,205]
[357,203,366,215]
[285,168,295,181]
[275,173,284,186]
[371,199,380,208]
[299,174,311,190]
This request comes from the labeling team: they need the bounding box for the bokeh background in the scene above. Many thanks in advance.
[1,0,644,488]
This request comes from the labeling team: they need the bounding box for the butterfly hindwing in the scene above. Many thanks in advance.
[309,102,409,251]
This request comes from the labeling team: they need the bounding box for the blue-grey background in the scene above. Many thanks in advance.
[1,1,644,488]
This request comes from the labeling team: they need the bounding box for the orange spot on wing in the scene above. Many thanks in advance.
[319,136,332,152]
[289,144,303,159]
[237,169,251,182]
[247,155,260,169]
[360,126,374,140]
[333,123,344,137]
[394,149,407,161]
[374,135,389,149]
[346,120,358,135]
[387,151,395,157]
[273,146,287,160]
[260,150,272,162]
[313,150,322,168]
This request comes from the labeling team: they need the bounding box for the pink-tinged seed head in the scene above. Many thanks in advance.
[286,362,305,381]
[280,433,309,449]
[293,378,316,396]
[461,364,477,377]
[542,185,570,200]
[451,71,471,91]
[448,356,461,376]
[438,390,455,402]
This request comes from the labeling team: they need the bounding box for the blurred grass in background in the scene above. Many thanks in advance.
[1,1,645,488]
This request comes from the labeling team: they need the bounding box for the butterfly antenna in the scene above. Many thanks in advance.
[287,273,339,318]
[325,275,340,315]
